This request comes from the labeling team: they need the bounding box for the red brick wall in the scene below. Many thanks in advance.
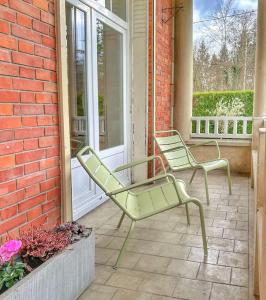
[0,0,61,242]
[148,0,173,175]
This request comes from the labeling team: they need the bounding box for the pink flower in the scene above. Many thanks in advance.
[0,240,22,264]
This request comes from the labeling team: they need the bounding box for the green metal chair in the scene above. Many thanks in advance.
[77,146,208,269]
[154,130,232,205]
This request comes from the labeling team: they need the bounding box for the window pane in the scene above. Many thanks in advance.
[66,4,88,157]
[97,20,124,150]
[94,0,126,21]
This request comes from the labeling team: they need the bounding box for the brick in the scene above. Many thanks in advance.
[9,0,40,19]
[0,205,17,220]
[15,127,44,139]
[44,104,57,114]
[42,200,55,212]
[0,180,16,196]
[47,187,60,201]
[40,157,59,170]
[35,93,52,103]
[24,161,40,174]
[18,193,46,211]
[27,205,42,221]
[16,149,46,164]
[17,13,32,28]
[0,49,11,62]
[11,24,41,43]
[43,58,56,70]
[0,213,27,235]
[47,208,60,225]
[0,0,8,5]
[33,0,49,11]
[0,91,20,102]
[0,155,15,170]
[0,189,24,207]
[37,115,53,125]
[23,139,39,150]
[35,44,51,58]
[36,69,54,81]
[0,117,21,129]
[14,104,44,115]
[21,92,35,103]
[40,11,54,26]
[12,52,43,68]
[0,166,23,183]
[40,178,56,192]
[46,146,59,158]
[0,141,23,155]
[18,40,34,54]
[0,104,13,115]
[39,136,59,147]
[0,62,19,76]
[21,116,37,127]
[13,78,43,91]
[20,67,35,79]
[0,130,14,142]
[0,33,17,50]
[0,77,12,89]
[45,126,59,136]
[46,166,59,178]
[33,20,49,34]
[0,7,16,23]
[42,35,55,48]
[25,183,40,198]
[17,172,45,189]
[0,20,9,34]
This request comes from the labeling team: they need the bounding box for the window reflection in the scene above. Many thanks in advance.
[94,0,126,21]
[66,4,88,157]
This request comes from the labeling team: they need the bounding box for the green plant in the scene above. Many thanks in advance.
[193,90,253,117]
[0,261,25,291]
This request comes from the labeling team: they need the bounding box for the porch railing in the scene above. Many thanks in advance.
[72,116,106,136]
[191,116,253,139]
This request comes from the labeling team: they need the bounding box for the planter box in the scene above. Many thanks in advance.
[2,231,95,300]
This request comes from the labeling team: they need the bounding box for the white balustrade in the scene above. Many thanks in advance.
[191,116,253,139]
[72,116,106,136]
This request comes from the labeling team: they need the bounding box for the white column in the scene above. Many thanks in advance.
[173,0,193,141]
[253,0,266,149]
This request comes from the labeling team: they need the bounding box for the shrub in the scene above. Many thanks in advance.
[193,90,253,117]
[20,228,70,269]
[55,221,92,243]
[0,261,25,292]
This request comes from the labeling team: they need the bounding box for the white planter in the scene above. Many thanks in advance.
[2,231,95,300]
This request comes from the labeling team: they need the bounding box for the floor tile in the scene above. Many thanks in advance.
[234,240,249,253]
[173,278,212,300]
[188,247,219,264]
[223,228,248,241]
[218,251,248,268]
[197,263,231,284]
[210,283,248,300]
[159,243,191,259]
[79,283,117,300]
[207,237,234,251]
[166,259,200,278]
[231,267,249,287]
[135,254,171,273]
[106,271,143,290]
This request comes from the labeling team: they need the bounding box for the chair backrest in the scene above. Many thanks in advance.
[76,147,138,217]
[154,130,195,170]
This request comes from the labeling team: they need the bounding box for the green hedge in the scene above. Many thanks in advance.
[193,90,254,117]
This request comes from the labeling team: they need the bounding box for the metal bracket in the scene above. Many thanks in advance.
[161,6,184,24]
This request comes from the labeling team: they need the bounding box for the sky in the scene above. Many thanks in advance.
[193,0,258,44]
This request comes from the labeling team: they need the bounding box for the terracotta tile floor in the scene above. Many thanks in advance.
[78,170,254,300]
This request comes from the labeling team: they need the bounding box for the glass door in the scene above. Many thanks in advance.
[66,1,129,220]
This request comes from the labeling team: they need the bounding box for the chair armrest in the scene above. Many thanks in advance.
[188,140,221,160]
[114,155,166,174]
[107,173,177,196]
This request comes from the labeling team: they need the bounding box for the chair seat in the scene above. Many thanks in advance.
[198,159,228,172]
[134,180,189,220]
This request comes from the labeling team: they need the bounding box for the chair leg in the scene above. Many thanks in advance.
[185,203,190,225]
[189,169,197,184]
[113,220,135,270]
[226,163,232,195]
[203,170,210,205]
[116,212,125,229]
[195,200,208,256]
